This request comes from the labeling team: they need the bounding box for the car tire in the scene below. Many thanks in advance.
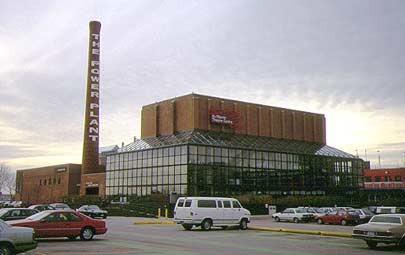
[0,244,14,255]
[274,217,280,222]
[182,224,193,231]
[366,241,377,249]
[293,218,299,223]
[317,218,323,224]
[68,236,77,241]
[340,219,347,226]
[80,227,94,241]
[239,219,248,230]
[201,219,212,231]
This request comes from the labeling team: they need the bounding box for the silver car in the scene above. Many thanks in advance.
[0,220,37,254]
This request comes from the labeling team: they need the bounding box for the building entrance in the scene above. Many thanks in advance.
[86,187,99,195]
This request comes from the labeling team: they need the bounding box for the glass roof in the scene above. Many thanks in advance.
[119,130,356,159]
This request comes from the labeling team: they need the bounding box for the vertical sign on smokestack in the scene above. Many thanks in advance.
[82,21,101,181]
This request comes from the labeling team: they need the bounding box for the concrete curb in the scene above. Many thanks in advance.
[133,221,175,225]
[248,226,352,238]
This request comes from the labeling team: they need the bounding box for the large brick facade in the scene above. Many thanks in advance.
[141,94,326,144]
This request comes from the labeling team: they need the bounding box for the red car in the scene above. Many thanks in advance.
[8,210,107,240]
[316,210,360,226]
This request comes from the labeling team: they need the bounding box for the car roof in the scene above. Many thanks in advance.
[178,197,238,200]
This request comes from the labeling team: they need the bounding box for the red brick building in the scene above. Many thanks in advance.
[364,168,405,189]
[15,164,81,204]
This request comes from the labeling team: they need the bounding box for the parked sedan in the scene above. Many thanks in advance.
[0,208,39,221]
[353,208,374,223]
[8,210,107,241]
[316,210,359,226]
[77,205,108,219]
[272,208,313,223]
[0,220,37,254]
[352,214,405,249]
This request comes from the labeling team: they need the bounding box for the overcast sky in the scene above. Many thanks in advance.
[1,0,404,171]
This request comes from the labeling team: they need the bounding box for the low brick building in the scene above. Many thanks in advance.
[15,164,82,204]
[364,168,405,189]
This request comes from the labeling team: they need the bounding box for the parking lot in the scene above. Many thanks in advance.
[21,216,404,255]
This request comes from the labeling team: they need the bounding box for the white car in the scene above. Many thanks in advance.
[0,220,37,254]
[173,197,251,231]
[272,208,313,223]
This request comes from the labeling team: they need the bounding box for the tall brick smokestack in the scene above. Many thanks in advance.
[81,21,101,175]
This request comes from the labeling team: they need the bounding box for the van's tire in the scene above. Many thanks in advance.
[317,218,323,224]
[366,241,377,249]
[0,243,14,255]
[340,219,347,226]
[293,218,299,223]
[80,227,94,241]
[274,217,280,222]
[182,224,193,231]
[201,219,212,231]
[239,219,248,230]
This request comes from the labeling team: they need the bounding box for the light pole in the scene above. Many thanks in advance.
[377,150,381,169]
[403,152,405,168]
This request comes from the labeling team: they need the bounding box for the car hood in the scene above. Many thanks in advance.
[354,223,398,232]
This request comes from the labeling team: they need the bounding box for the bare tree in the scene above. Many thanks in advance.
[0,163,15,198]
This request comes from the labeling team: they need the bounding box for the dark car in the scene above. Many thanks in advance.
[77,205,107,219]
[9,210,107,241]
[28,204,56,212]
[0,208,39,221]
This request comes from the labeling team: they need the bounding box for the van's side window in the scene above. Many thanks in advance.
[217,200,223,208]
[232,201,241,208]
[197,200,217,208]
[184,200,192,207]
[177,199,184,207]
[223,201,231,208]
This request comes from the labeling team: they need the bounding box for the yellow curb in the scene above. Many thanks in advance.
[248,226,351,238]
[133,221,175,225]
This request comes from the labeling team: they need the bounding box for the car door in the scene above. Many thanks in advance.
[7,209,23,221]
[281,209,292,221]
[216,200,225,224]
[222,200,233,224]
[36,212,67,237]
[231,200,244,224]
[64,212,84,237]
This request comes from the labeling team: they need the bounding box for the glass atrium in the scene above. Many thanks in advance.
[106,130,363,199]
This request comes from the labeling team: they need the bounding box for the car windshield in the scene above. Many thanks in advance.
[361,208,373,215]
[54,204,70,209]
[370,216,402,224]
[27,211,51,220]
[0,209,10,217]
[88,205,100,210]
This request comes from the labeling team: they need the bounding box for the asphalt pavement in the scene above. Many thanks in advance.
[25,216,404,255]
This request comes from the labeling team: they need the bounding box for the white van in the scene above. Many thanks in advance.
[173,197,251,231]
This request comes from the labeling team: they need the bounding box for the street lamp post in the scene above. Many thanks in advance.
[377,150,381,169]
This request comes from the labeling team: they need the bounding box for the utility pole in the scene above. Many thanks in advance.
[377,150,381,169]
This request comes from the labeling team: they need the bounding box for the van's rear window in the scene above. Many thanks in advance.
[177,199,184,207]
[197,200,217,208]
